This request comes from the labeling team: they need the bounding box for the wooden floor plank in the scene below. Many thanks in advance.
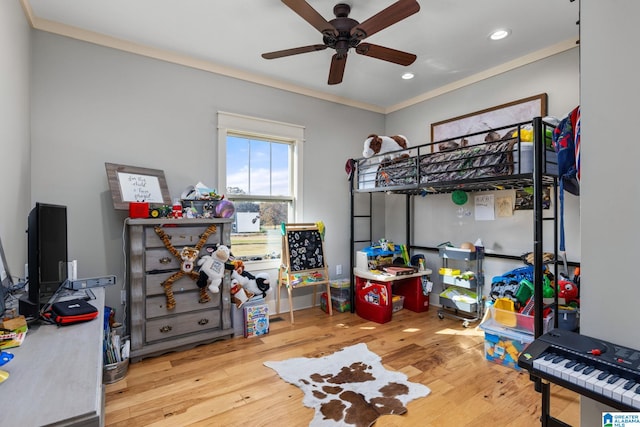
[105,307,580,426]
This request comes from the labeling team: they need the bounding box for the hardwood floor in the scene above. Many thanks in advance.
[105,307,580,426]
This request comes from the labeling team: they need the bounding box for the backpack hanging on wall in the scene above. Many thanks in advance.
[552,106,581,252]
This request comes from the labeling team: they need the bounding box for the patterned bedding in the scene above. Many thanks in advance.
[359,139,517,189]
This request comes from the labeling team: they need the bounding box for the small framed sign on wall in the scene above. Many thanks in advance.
[105,162,171,210]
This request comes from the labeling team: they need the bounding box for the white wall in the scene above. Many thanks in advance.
[0,1,32,280]
[580,1,640,423]
[30,31,384,318]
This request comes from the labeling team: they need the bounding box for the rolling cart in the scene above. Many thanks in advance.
[437,246,484,327]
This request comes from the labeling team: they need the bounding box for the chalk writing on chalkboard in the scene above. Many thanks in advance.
[117,172,164,203]
[286,229,325,272]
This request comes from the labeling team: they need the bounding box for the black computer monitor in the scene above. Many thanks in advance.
[19,203,68,318]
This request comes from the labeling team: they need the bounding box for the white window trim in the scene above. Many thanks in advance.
[217,111,304,268]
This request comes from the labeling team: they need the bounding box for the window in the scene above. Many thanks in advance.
[217,112,303,268]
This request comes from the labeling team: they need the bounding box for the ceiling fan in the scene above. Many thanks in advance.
[262,0,420,85]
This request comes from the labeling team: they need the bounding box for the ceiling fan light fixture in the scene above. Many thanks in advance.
[489,28,511,41]
[265,0,421,85]
[402,72,415,80]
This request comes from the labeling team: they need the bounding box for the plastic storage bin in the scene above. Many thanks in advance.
[321,291,351,313]
[513,142,559,175]
[557,307,579,331]
[392,295,405,313]
[479,317,533,371]
[330,279,351,312]
[439,287,477,313]
[490,305,554,335]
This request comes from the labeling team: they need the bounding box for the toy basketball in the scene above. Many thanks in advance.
[452,190,468,205]
[215,200,235,218]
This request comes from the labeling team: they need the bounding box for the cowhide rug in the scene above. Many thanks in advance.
[264,343,430,427]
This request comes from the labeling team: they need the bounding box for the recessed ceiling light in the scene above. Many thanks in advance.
[402,72,414,80]
[489,29,511,41]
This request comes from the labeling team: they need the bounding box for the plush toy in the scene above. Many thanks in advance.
[362,134,410,162]
[438,138,468,151]
[244,272,272,299]
[231,260,272,299]
[197,244,231,293]
[558,279,580,306]
[154,224,217,310]
[230,279,254,308]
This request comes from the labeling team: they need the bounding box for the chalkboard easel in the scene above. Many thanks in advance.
[277,223,332,323]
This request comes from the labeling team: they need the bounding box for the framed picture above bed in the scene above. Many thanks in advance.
[430,93,547,152]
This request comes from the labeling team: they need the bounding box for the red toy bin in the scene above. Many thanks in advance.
[355,276,392,324]
[393,276,429,313]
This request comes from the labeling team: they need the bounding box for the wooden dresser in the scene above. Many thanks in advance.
[125,218,234,362]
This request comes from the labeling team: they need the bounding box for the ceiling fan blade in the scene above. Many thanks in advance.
[262,44,328,60]
[351,0,420,40]
[328,54,347,85]
[355,43,416,66]
[281,0,338,37]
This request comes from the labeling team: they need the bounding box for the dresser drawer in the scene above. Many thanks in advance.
[145,225,221,249]
[145,310,221,343]
[145,248,181,271]
[145,272,201,297]
[144,246,221,272]
[146,291,219,318]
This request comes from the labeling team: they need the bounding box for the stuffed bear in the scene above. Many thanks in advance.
[197,244,230,293]
[362,134,410,162]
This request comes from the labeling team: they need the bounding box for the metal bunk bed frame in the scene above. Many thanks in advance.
[349,116,587,426]
[349,116,561,337]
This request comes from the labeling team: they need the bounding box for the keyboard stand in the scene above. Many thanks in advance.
[538,379,572,427]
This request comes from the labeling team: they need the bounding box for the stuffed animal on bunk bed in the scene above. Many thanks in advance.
[362,134,410,162]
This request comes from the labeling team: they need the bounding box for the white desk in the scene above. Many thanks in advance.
[353,268,432,282]
[0,289,105,427]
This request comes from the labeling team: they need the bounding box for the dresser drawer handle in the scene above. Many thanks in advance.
[159,325,173,333]
[198,318,209,326]
[159,257,172,264]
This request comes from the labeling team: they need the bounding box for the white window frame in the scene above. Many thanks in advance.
[217,111,304,270]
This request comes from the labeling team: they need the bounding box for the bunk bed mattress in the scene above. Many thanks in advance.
[365,139,516,189]
[420,139,516,183]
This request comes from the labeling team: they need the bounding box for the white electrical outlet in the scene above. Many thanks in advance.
[336,264,342,275]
